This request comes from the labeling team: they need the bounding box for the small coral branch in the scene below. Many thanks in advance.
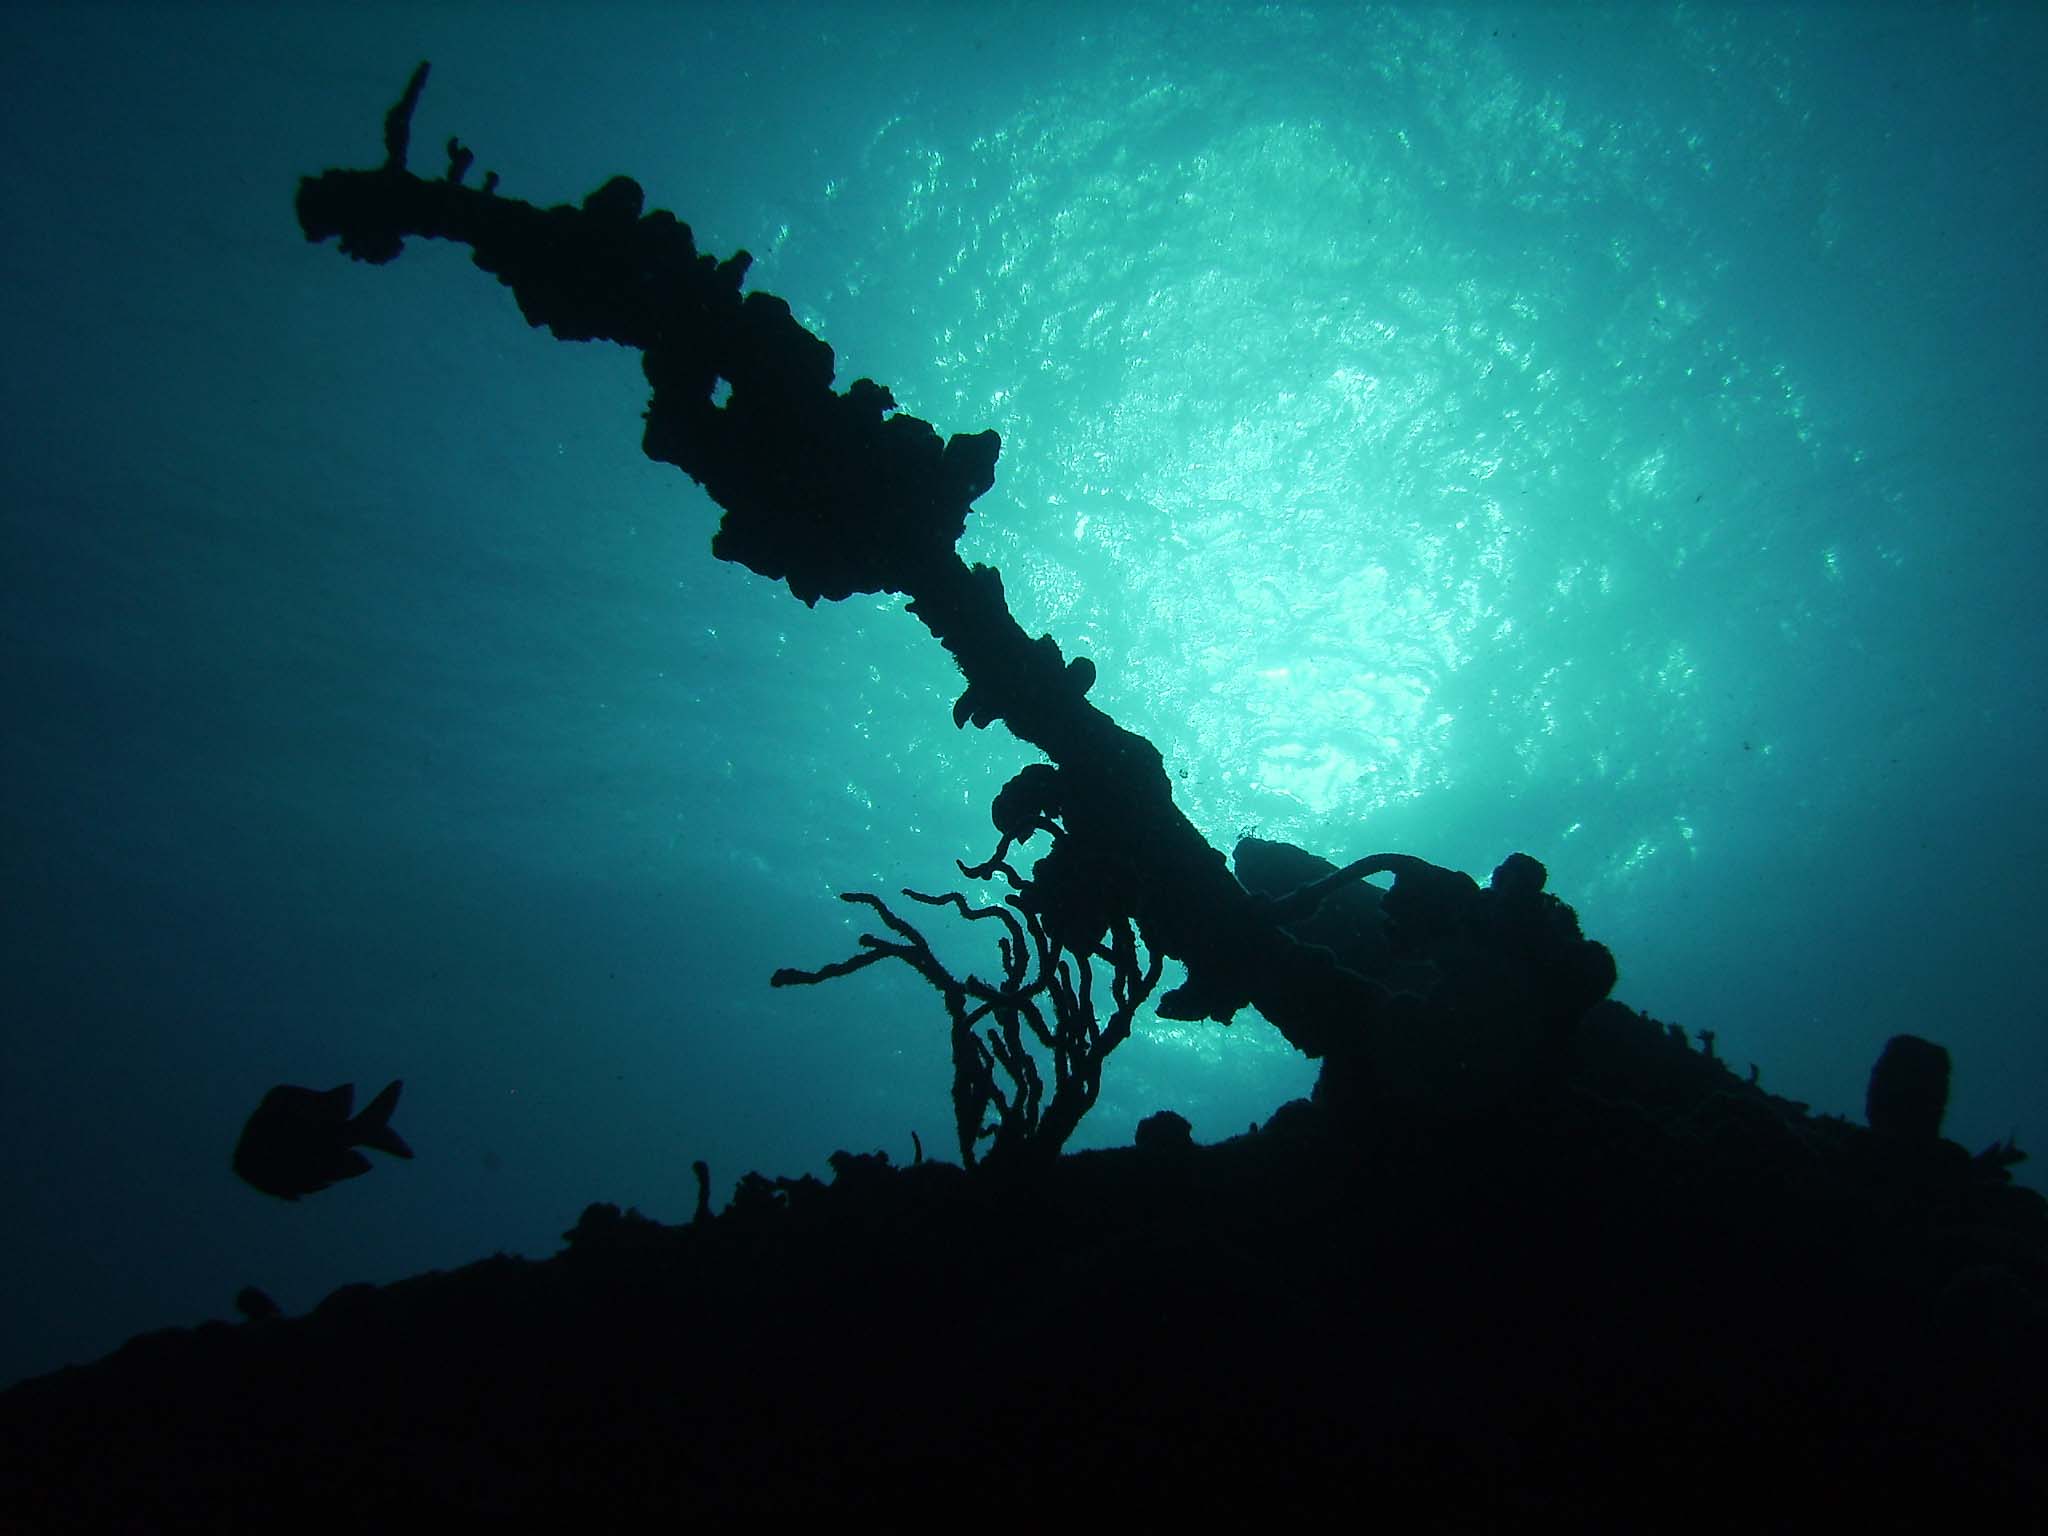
[773,853,1161,1172]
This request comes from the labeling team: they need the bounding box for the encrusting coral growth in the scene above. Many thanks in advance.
[292,65,1628,1140]
[294,61,1404,1069]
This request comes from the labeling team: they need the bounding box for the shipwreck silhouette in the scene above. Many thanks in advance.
[1,63,2042,1525]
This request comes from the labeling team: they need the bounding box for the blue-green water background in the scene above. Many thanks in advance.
[3,3,2043,1390]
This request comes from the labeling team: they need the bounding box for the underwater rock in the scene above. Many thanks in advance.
[232,1286,279,1324]
[1134,1109,1194,1155]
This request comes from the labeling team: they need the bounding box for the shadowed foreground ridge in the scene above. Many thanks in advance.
[2,1070,2044,1522]
[4,65,2042,1524]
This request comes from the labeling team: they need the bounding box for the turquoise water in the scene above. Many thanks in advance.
[2,4,2043,1388]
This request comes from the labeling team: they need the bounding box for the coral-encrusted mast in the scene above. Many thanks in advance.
[296,63,1390,1059]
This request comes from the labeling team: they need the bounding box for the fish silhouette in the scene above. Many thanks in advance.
[233,1080,413,1200]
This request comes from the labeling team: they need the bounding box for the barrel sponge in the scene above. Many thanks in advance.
[1865,1033,1951,1141]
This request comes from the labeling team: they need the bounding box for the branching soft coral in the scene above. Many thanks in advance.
[772,837,1161,1171]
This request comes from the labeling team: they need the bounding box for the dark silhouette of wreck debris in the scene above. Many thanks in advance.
[295,60,1404,1068]
[3,63,2044,1526]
